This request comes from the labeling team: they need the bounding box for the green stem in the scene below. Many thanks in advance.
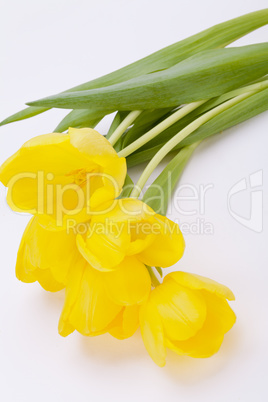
[146,266,161,287]
[108,110,142,146]
[118,100,206,157]
[118,79,268,158]
[131,89,261,198]
[155,266,163,278]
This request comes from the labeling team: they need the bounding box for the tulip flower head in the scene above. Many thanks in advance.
[58,255,142,338]
[140,271,236,367]
[0,128,126,228]
[76,198,185,272]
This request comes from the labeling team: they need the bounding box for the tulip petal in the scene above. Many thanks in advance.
[76,223,130,271]
[58,319,75,337]
[16,230,64,293]
[137,215,185,268]
[16,217,78,287]
[109,305,140,340]
[153,279,207,341]
[140,300,166,367]
[103,157,127,198]
[16,217,78,291]
[91,198,155,222]
[69,128,127,197]
[103,257,151,305]
[33,269,65,292]
[168,271,235,301]
[59,257,122,336]
[69,127,117,164]
[166,291,236,358]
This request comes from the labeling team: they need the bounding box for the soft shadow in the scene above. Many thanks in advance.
[79,329,145,365]
[163,326,240,384]
[39,287,65,310]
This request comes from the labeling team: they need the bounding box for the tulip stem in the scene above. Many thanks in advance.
[118,79,268,158]
[146,266,161,287]
[131,88,263,198]
[108,110,142,146]
[118,100,206,158]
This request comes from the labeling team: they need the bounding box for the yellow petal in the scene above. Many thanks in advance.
[137,215,185,268]
[109,305,140,340]
[16,223,64,293]
[168,271,235,301]
[102,156,127,198]
[68,127,117,164]
[59,257,122,336]
[140,299,166,367]
[88,185,119,212]
[103,257,151,305]
[58,319,75,337]
[91,198,155,223]
[76,221,130,271]
[5,172,39,213]
[15,217,78,288]
[166,291,236,358]
[33,268,65,292]
[153,279,207,341]
[126,220,156,256]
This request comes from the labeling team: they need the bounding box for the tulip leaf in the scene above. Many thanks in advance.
[69,9,268,92]
[28,44,268,111]
[128,87,268,167]
[54,109,106,132]
[2,9,268,127]
[143,143,199,215]
[0,106,49,127]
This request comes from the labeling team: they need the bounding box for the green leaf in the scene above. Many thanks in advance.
[2,9,268,126]
[142,143,199,215]
[69,9,268,91]
[54,109,105,132]
[0,106,49,127]
[28,44,268,110]
[127,87,268,167]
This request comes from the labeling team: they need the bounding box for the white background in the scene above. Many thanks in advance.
[1,1,268,401]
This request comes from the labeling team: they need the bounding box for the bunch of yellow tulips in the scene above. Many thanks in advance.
[0,127,235,366]
[2,9,268,366]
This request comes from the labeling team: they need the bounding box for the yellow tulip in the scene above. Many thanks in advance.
[16,216,151,316]
[58,255,146,338]
[0,128,126,228]
[140,271,236,367]
[77,198,185,272]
